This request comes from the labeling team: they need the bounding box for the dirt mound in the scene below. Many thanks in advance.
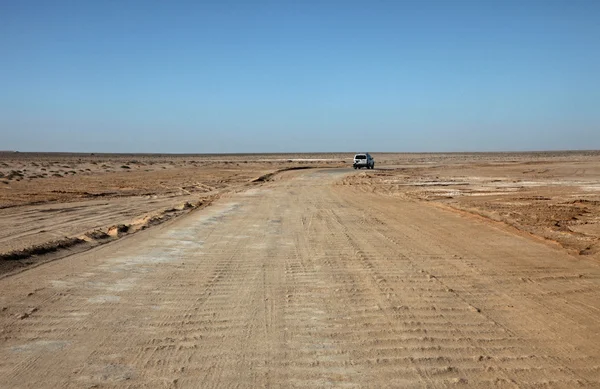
[252,166,316,182]
[0,197,219,277]
[0,237,88,276]
[0,237,85,262]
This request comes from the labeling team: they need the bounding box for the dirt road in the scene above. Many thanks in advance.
[1,169,599,388]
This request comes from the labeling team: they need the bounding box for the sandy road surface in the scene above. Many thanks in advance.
[1,169,600,388]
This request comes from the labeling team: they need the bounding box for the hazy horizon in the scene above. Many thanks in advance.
[2,149,599,156]
[2,1,599,153]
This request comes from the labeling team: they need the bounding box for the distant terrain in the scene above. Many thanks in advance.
[2,151,599,274]
[1,151,600,387]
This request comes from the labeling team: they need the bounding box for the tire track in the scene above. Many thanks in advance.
[0,169,600,387]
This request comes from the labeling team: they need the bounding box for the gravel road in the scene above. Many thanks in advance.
[1,168,599,388]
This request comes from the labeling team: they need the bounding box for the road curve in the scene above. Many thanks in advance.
[1,169,600,388]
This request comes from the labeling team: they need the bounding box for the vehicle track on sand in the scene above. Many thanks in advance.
[1,169,600,387]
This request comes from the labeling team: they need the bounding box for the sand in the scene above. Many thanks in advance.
[341,150,600,258]
[1,164,600,387]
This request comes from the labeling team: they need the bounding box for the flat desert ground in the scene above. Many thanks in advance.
[1,151,600,387]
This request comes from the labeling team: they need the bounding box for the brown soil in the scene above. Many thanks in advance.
[341,150,600,259]
[1,166,600,387]
[0,152,345,272]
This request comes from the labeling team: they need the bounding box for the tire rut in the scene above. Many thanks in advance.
[1,169,600,387]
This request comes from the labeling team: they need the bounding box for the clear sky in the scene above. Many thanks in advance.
[1,0,599,153]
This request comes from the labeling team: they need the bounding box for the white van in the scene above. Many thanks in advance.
[353,153,375,169]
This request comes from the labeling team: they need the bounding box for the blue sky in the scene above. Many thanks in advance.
[1,0,599,153]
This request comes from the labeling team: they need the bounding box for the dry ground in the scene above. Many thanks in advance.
[0,164,600,388]
[343,151,600,259]
[2,150,599,273]
[0,152,344,274]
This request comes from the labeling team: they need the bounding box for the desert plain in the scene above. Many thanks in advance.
[0,150,600,387]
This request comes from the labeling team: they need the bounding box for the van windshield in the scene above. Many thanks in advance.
[355,155,366,159]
